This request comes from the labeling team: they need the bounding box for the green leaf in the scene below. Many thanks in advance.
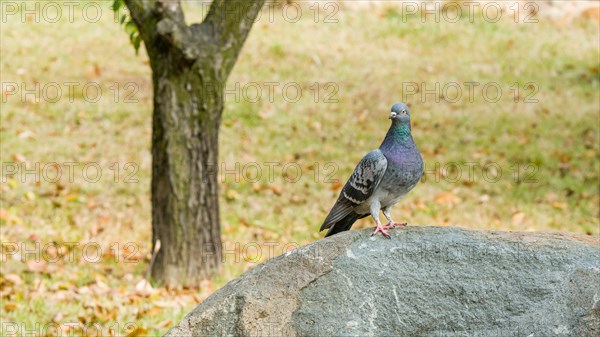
[111,1,142,55]
[133,35,142,55]
[111,0,123,12]
[125,21,138,36]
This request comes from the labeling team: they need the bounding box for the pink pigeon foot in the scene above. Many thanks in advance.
[371,224,391,239]
[383,222,407,230]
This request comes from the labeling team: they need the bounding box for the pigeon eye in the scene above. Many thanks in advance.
[401,109,407,115]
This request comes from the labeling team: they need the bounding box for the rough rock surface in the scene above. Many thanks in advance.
[164,226,600,337]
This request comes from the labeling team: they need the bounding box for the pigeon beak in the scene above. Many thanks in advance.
[389,112,397,119]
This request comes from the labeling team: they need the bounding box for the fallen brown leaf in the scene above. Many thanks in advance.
[434,191,461,206]
[512,212,526,226]
[4,303,17,311]
[4,273,23,285]
[26,260,47,273]
[126,326,148,337]
[329,181,343,191]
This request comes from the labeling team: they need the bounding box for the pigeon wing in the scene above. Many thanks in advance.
[320,149,388,231]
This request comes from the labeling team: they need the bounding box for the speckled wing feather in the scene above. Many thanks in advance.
[320,149,388,231]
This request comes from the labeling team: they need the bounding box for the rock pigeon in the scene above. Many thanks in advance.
[320,103,424,238]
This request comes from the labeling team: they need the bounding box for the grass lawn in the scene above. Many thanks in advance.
[1,1,598,336]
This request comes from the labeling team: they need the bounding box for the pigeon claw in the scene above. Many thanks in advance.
[383,222,407,230]
[371,225,391,239]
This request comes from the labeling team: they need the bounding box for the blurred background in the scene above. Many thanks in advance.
[1,0,598,335]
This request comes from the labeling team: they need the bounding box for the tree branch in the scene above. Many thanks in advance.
[155,0,186,23]
[203,0,266,76]
[123,0,150,28]
[124,0,265,65]
[125,0,196,59]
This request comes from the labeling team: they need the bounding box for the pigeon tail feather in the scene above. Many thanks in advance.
[324,212,365,237]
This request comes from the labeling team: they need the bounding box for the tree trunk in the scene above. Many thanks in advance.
[123,0,266,286]
[150,52,224,286]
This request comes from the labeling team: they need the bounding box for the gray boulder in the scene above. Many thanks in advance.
[164,226,600,337]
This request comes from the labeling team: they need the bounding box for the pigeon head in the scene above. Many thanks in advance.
[389,102,410,124]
